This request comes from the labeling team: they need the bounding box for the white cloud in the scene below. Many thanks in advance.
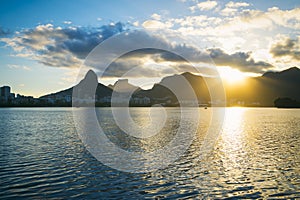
[172,15,221,27]
[189,6,196,13]
[196,1,218,11]
[23,66,31,71]
[63,21,72,25]
[173,7,300,38]
[220,7,238,16]
[151,13,161,20]
[8,64,31,71]
[142,20,173,29]
[226,1,250,8]
[221,1,250,16]
[265,7,300,29]
[133,21,139,26]
[156,5,300,70]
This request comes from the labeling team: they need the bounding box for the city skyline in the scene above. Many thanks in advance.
[1,66,299,108]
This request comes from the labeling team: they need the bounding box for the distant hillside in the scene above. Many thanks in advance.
[274,97,300,108]
[40,70,113,105]
[108,79,141,93]
[40,67,300,107]
[226,66,300,106]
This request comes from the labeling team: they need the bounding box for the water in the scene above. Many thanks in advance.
[0,107,299,199]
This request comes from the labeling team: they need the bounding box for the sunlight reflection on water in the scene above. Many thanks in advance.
[0,107,299,199]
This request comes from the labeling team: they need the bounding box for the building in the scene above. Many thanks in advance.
[131,97,151,105]
[64,95,72,103]
[1,86,10,97]
[98,96,111,103]
[0,86,13,103]
[14,94,35,105]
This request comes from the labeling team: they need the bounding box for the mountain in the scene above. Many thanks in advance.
[108,79,141,93]
[262,66,300,80]
[226,66,300,106]
[40,67,300,107]
[134,72,220,105]
[274,97,300,108]
[40,70,113,105]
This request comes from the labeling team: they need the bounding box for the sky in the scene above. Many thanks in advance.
[0,0,299,97]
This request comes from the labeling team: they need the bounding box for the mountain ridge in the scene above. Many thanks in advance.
[39,67,300,107]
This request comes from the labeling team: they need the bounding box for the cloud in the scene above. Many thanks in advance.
[151,13,161,20]
[220,1,250,16]
[172,15,221,27]
[238,7,300,30]
[128,45,273,74]
[103,59,161,78]
[165,5,300,62]
[0,27,10,36]
[23,66,31,71]
[63,21,72,25]
[226,1,250,8]
[196,1,218,11]
[220,7,238,16]
[1,21,275,76]
[270,37,300,61]
[142,20,173,29]
[101,42,273,78]
[132,21,139,26]
[266,7,300,29]
[189,6,196,13]
[8,64,31,70]
[1,22,127,68]
[102,50,208,78]
[171,6,300,39]
[208,48,274,73]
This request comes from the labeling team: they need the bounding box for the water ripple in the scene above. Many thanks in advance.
[0,107,299,199]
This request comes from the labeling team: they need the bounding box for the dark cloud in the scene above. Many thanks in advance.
[101,45,273,78]
[1,22,127,68]
[119,45,209,63]
[208,48,274,73]
[159,44,210,63]
[0,27,10,36]
[270,37,300,61]
[2,23,273,75]
[121,48,167,59]
[122,45,273,74]
[101,48,217,78]
[101,48,198,78]
[63,23,125,59]
[103,60,160,78]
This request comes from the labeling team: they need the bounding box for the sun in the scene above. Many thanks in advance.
[217,67,246,84]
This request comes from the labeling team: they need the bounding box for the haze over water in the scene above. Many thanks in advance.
[0,107,299,199]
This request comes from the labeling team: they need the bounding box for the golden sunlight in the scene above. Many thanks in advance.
[218,67,246,84]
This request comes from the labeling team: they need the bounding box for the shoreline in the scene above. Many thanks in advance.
[1,106,299,108]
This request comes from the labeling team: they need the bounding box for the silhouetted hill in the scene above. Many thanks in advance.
[40,70,113,102]
[262,66,300,80]
[108,79,141,93]
[133,72,219,105]
[274,97,300,108]
[226,66,300,106]
[40,67,300,107]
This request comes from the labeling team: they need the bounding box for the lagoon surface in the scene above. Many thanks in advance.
[0,107,299,199]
